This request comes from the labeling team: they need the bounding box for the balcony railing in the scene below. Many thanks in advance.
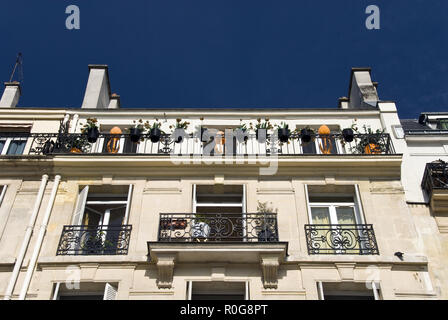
[304,224,379,255]
[56,225,132,255]
[0,132,395,156]
[158,213,279,242]
[421,160,448,198]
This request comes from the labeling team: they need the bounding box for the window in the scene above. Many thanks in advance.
[58,184,133,255]
[306,185,364,226]
[187,281,248,300]
[201,127,238,155]
[304,185,378,255]
[0,185,6,207]
[89,125,138,154]
[298,126,341,155]
[437,119,448,130]
[192,185,246,241]
[52,282,118,300]
[317,282,381,300]
[0,133,29,155]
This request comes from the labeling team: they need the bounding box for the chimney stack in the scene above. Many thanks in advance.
[344,68,379,109]
[108,93,120,109]
[81,65,113,109]
[0,82,21,108]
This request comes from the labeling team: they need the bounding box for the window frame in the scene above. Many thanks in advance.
[0,136,28,155]
[0,185,7,207]
[305,187,365,225]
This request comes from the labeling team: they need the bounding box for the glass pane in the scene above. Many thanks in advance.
[311,207,331,224]
[335,206,356,224]
[302,141,317,154]
[0,140,5,154]
[123,138,138,153]
[437,120,448,130]
[318,136,337,154]
[309,207,332,252]
[6,140,26,155]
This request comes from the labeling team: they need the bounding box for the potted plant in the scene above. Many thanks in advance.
[351,124,386,154]
[148,119,163,143]
[234,119,248,143]
[275,122,290,143]
[69,135,89,153]
[127,119,148,143]
[342,128,355,143]
[81,118,99,143]
[169,118,190,143]
[298,126,315,144]
[256,201,278,242]
[250,118,273,143]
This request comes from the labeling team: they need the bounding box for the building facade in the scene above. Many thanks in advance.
[399,113,448,298]
[0,66,443,300]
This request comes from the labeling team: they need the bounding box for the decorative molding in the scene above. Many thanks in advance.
[156,254,176,289]
[211,267,226,281]
[143,187,182,194]
[335,263,356,281]
[260,254,280,289]
[129,291,175,296]
[261,290,306,296]
[256,188,294,194]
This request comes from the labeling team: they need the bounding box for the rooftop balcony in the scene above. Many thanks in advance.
[1,131,395,156]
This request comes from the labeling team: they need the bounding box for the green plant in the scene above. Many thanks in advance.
[275,122,289,130]
[80,118,98,134]
[249,118,273,131]
[256,201,278,214]
[129,119,149,131]
[148,119,162,130]
[351,123,387,154]
[235,119,248,131]
[169,118,190,130]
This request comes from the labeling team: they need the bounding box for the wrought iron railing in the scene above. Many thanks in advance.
[0,132,395,156]
[158,213,279,242]
[421,160,448,198]
[304,224,379,255]
[56,225,132,255]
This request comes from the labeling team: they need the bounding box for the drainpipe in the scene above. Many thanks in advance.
[3,174,49,300]
[19,175,61,300]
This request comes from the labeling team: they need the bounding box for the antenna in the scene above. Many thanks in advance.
[9,52,23,83]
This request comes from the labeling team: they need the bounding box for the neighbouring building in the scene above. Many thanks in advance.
[399,113,448,298]
[0,65,443,300]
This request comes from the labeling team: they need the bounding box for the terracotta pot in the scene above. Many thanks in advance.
[364,143,381,154]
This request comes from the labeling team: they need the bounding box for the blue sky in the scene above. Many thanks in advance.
[0,0,447,119]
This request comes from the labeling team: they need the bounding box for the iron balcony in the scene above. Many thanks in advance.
[304,224,379,255]
[157,213,279,242]
[1,132,396,156]
[56,225,132,255]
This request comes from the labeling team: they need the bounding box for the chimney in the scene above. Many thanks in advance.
[0,82,21,108]
[81,65,112,109]
[345,68,379,109]
[108,93,120,109]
